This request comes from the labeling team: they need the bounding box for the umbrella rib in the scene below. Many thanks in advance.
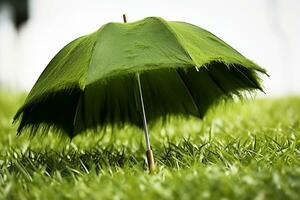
[175,69,201,117]
[71,37,98,135]
[204,68,227,95]
[72,92,82,135]
[232,65,263,91]
[156,17,196,65]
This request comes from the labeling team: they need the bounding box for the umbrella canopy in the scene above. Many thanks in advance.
[14,16,266,138]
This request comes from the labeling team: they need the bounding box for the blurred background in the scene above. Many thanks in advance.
[0,0,299,96]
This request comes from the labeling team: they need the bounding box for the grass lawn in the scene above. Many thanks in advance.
[0,91,300,199]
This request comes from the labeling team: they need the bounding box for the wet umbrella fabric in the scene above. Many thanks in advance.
[14,17,266,151]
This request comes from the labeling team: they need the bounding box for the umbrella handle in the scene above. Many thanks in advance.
[146,149,155,173]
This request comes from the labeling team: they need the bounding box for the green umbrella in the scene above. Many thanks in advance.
[14,15,266,172]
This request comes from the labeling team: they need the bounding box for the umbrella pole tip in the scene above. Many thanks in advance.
[123,14,127,23]
[146,149,155,173]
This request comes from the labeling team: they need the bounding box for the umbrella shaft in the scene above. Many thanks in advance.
[137,73,151,151]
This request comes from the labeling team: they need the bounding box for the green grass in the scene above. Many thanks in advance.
[1,90,300,199]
